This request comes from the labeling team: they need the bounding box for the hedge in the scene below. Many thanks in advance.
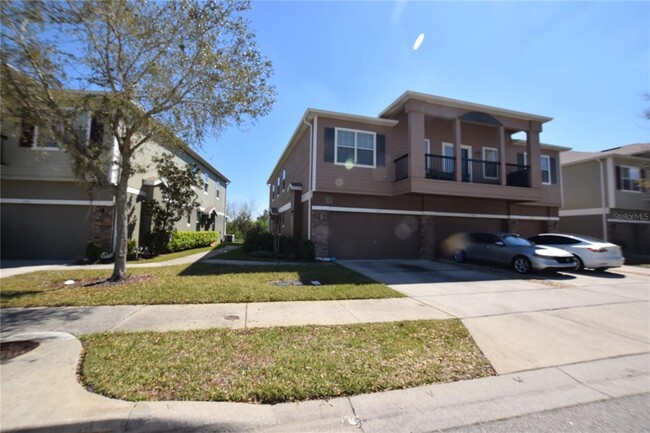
[166,231,219,253]
[244,228,314,261]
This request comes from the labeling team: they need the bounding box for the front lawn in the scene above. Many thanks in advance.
[128,245,218,263]
[80,320,495,403]
[0,263,401,307]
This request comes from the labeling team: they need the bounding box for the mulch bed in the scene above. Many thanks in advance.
[1,340,40,361]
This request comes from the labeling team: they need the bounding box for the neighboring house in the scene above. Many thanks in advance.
[0,108,229,260]
[267,91,569,259]
[559,143,649,255]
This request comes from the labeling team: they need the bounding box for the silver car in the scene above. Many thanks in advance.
[528,233,625,271]
[452,232,576,274]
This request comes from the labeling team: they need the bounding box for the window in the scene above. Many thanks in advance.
[196,210,202,231]
[282,169,286,191]
[216,180,221,199]
[619,166,641,192]
[20,122,60,150]
[424,139,430,155]
[203,173,209,193]
[271,184,275,198]
[335,128,376,167]
[482,147,499,179]
[442,143,454,173]
[540,156,549,183]
[186,211,191,226]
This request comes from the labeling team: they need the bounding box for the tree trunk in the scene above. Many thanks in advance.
[110,152,131,281]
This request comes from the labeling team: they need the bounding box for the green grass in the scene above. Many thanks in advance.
[80,320,495,403]
[1,263,402,307]
[128,245,218,263]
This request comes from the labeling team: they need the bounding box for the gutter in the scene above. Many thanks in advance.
[598,158,608,241]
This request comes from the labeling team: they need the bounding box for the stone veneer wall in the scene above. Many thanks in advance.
[311,209,330,258]
[91,205,114,252]
[419,215,436,259]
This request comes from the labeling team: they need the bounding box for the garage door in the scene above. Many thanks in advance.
[329,213,419,259]
[1,204,94,260]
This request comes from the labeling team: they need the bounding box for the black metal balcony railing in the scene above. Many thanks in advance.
[425,154,455,181]
[394,154,409,182]
[506,163,530,187]
[393,153,531,188]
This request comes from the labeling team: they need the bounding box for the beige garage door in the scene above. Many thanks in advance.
[1,204,94,260]
[329,213,419,259]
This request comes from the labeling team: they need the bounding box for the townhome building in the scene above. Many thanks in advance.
[560,143,649,255]
[1,105,229,260]
[268,91,570,259]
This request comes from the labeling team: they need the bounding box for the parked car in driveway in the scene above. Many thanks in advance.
[452,232,576,274]
[528,233,625,271]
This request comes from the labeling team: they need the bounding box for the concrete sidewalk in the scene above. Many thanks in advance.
[1,331,647,433]
[1,298,451,337]
[0,245,242,278]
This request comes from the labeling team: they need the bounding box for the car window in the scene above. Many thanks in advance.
[530,235,553,244]
[503,235,533,247]
[471,233,489,243]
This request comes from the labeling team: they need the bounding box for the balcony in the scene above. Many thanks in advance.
[393,153,541,201]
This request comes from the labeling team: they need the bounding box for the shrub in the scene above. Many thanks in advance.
[243,227,273,253]
[127,239,138,260]
[166,231,219,253]
[86,240,103,263]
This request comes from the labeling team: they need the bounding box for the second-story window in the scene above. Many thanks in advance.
[618,166,641,192]
[203,173,209,193]
[271,184,275,198]
[540,155,551,185]
[335,128,376,167]
[216,180,221,199]
[282,169,286,191]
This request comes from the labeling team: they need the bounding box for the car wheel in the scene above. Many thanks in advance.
[573,255,585,271]
[453,250,466,263]
[512,256,532,274]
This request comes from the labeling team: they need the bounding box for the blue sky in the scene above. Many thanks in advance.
[199,1,649,216]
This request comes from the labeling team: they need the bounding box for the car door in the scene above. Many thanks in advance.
[466,233,489,260]
[483,234,511,265]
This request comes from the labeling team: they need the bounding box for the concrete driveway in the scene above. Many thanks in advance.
[338,259,650,374]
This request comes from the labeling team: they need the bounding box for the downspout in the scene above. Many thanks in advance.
[303,115,313,240]
[598,158,608,241]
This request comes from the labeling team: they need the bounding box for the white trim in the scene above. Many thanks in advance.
[482,147,499,180]
[307,198,312,240]
[442,142,472,178]
[301,191,313,202]
[278,201,292,213]
[311,205,559,221]
[334,127,377,169]
[559,207,609,217]
[598,159,608,241]
[618,165,643,193]
[424,138,430,155]
[606,158,616,208]
[126,187,146,197]
[312,116,318,192]
[1,198,113,206]
[607,218,650,225]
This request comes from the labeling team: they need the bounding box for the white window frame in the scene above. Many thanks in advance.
[424,138,430,155]
[442,142,473,179]
[271,184,275,198]
[482,147,499,180]
[186,211,191,227]
[334,127,377,168]
[619,165,641,192]
[540,155,551,185]
[24,126,62,151]
[282,169,286,191]
[216,180,221,200]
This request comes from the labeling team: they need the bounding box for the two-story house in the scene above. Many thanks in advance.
[1,105,229,260]
[268,91,569,259]
[560,143,649,255]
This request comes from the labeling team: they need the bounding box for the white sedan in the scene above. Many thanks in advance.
[528,233,625,271]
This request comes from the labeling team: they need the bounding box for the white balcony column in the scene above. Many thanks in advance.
[453,118,462,182]
[499,125,506,186]
[407,107,426,179]
[526,122,542,188]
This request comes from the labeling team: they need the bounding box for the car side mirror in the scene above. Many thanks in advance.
[494,241,505,247]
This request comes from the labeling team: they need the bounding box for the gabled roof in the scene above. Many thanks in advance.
[379,91,553,123]
[561,143,650,166]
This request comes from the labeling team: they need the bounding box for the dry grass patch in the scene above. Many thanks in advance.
[80,320,495,404]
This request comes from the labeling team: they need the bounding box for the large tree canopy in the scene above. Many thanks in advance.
[1,0,275,279]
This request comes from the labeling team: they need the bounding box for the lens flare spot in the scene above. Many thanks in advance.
[345,159,354,170]
[335,178,344,187]
[413,33,425,50]
[395,223,413,240]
